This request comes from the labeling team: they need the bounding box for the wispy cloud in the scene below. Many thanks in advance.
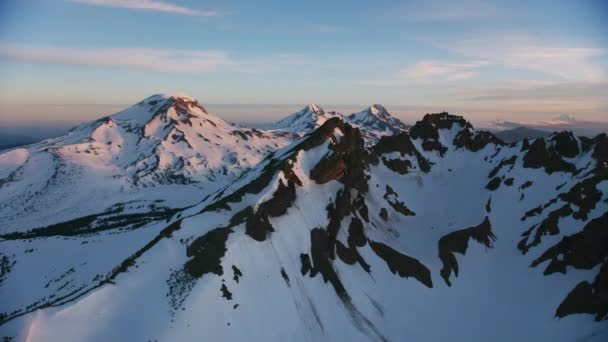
[395,0,506,22]
[67,0,218,17]
[0,43,233,72]
[0,43,312,75]
[399,60,488,80]
[443,33,607,81]
[486,116,608,137]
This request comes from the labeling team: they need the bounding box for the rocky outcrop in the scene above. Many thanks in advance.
[438,217,496,286]
[371,132,431,173]
[454,129,504,152]
[523,138,576,174]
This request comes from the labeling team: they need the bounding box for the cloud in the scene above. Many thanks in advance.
[553,114,576,122]
[464,80,608,101]
[396,0,505,22]
[442,33,607,81]
[399,60,488,80]
[0,43,234,73]
[67,0,218,17]
[486,117,608,137]
[0,43,314,75]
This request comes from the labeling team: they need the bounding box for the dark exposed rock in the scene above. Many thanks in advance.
[348,217,366,247]
[245,209,274,242]
[310,228,347,297]
[438,217,496,286]
[485,177,501,191]
[454,129,504,152]
[409,112,470,156]
[591,133,608,163]
[371,133,431,172]
[300,254,313,276]
[353,194,369,222]
[488,156,516,179]
[518,205,572,254]
[503,178,514,186]
[520,180,533,190]
[523,138,576,174]
[240,164,302,242]
[220,284,233,300]
[551,131,579,158]
[520,198,557,222]
[531,212,608,274]
[556,261,608,321]
[333,216,372,272]
[310,119,368,191]
[382,158,412,174]
[520,162,607,254]
[379,208,388,221]
[369,241,433,288]
[185,227,232,278]
[280,268,290,286]
[336,240,371,273]
[310,157,346,183]
[232,265,243,283]
[383,185,415,216]
[558,175,604,221]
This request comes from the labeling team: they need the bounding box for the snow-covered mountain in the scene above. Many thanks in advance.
[346,104,409,144]
[270,103,408,145]
[0,93,292,233]
[269,104,342,135]
[1,104,607,341]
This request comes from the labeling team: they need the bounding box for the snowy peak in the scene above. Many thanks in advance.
[305,103,325,116]
[368,104,391,120]
[270,104,342,135]
[111,93,219,129]
[345,104,409,145]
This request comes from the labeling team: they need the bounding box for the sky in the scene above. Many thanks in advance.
[0,0,607,129]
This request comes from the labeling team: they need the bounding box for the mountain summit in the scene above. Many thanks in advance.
[0,93,292,232]
[347,104,409,144]
[270,104,341,135]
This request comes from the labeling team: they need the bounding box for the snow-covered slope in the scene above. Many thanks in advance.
[0,93,292,233]
[1,112,606,341]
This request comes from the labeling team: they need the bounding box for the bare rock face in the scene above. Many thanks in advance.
[310,119,368,191]
[371,132,431,173]
[551,131,579,158]
[438,217,496,286]
[410,112,468,155]
[523,138,576,174]
[454,129,505,152]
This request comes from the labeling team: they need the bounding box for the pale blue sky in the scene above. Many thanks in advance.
[0,0,607,125]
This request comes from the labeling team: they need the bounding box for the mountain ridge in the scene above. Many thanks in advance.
[0,94,607,341]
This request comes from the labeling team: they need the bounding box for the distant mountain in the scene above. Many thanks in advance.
[269,104,342,135]
[0,93,293,233]
[1,97,607,342]
[269,103,409,145]
[495,126,552,143]
[346,104,409,144]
